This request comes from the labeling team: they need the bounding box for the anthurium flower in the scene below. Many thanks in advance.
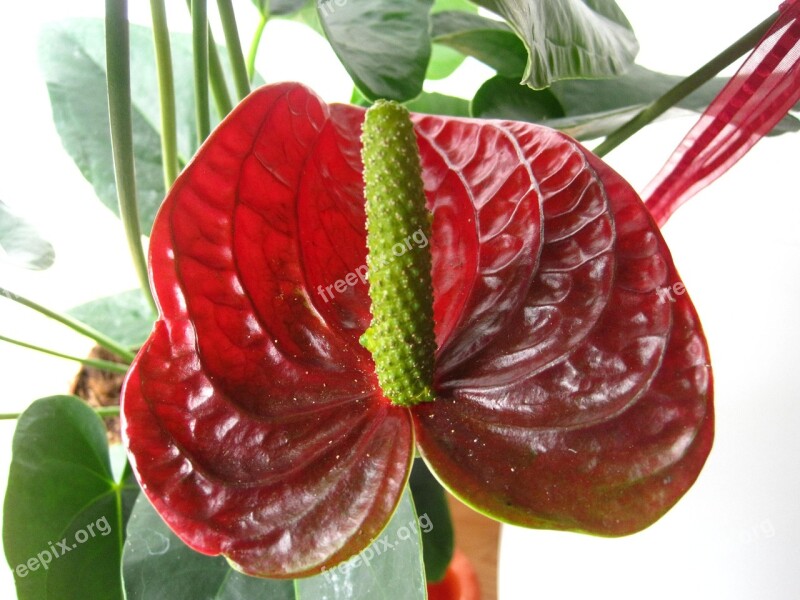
[121,82,713,578]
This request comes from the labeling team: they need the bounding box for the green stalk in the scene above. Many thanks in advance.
[0,286,135,362]
[208,29,234,118]
[0,406,121,421]
[594,11,779,157]
[192,0,211,142]
[247,10,269,82]
[216,0,250,100]
[0,335,130,373]
[106,0,157,313]
[149,0,180,188]
[184,0,233,120]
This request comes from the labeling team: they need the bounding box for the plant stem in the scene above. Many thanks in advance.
[185,0,233,121]
[105,0,157,313]
[0,405,121,421]
[0,286,136,362]
[149,0,180,188]
[208,29,234,118]
[247,10,269,82]
[593,11,779,157]
[0,334,130,373]
[192,0,211,142]
[216,0,250,100]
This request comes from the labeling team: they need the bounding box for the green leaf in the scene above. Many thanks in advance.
[39,20,166,235]
[471,0,638,89]
[431,11,526,78]
[472,68,800,140]
[3,396,139,600]
[472,75,564,121]
[548,64,800,136]
[123,486,426,599]
[122,494,295,600]
[317,0,434,101]
[409,459,454,583]
[0,199,55,270]
[426,0,478,80]
[295,486,427,600]
[433,0,477,12]
[405,92,471,117]
[427,45,467,81]
[67,289,156,349]
[38,19,251,235]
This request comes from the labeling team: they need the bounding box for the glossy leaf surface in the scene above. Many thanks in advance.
[123,84,415,579]
[431,11,526,78]
[409,459,454,582]
[123,82,713,578]
[3,396,139,600]
[471,0,638,88]
[317,0,433,101]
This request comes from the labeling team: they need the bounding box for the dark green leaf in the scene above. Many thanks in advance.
[405,92,471,117]
[472,68,800,140]
[123,494,295,600]
[3,396,139,600]
[67,289,156,349]
[431,11,526,78]
[317,0,434,101]
[426,0,478,80]
[409,459,454,583]
[0,200,55,270]
[472,75,564,121]
[549,64,800,136]
[295,487,427,600]
[471,0,638,89]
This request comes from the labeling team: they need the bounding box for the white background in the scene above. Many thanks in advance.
[0,1,798,599]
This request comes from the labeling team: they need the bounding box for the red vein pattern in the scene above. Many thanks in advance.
[122,83,713,577]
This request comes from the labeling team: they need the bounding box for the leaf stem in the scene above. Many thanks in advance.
[149,0,180,188]
[247,10,269,82]
[0,286,136,362]
[184,0,233,122]
[593,11,779,157]
[105,0,157,313]
[216,0,250,100]
[0,405,121,421]
[192,0,211,142]
[0,334,130,373]
[208,29,234,119]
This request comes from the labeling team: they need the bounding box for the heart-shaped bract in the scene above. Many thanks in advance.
[122,83,713,578]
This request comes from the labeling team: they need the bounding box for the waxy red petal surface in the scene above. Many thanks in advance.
[122,83,713,578]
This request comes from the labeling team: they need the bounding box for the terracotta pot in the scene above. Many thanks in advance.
[427,549,481,600]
